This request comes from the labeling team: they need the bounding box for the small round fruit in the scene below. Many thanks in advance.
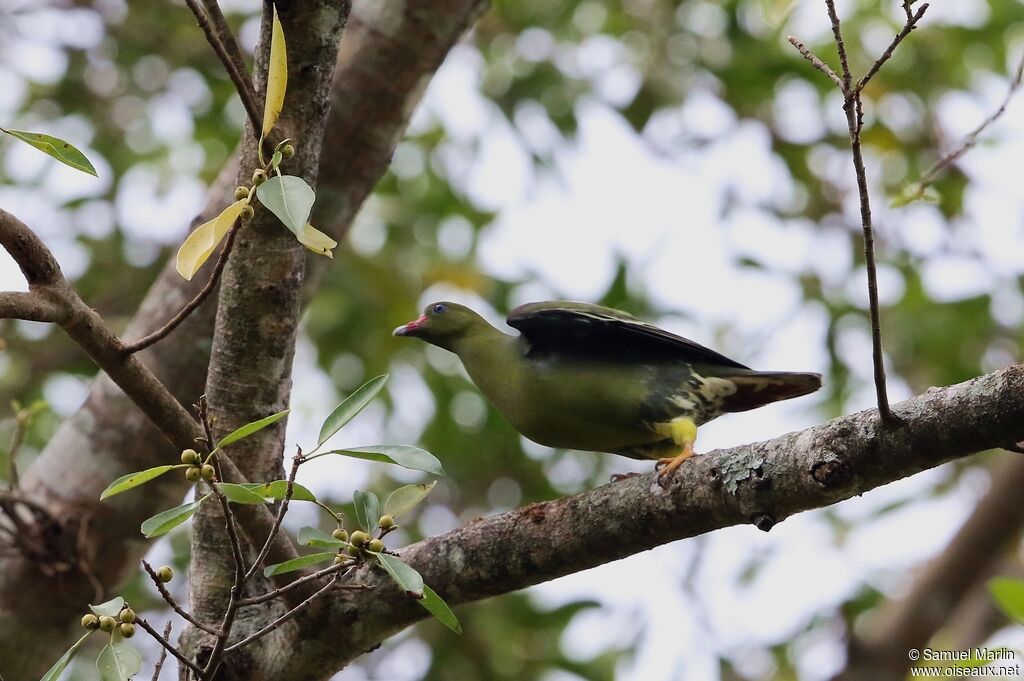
[368,538,384,553]
[332,528,349,542]
[185,466,201,482]
[180,448,199,465]
[81,614,100,630]
[119,622,136,638]
[200,464,216,481]
[119,608,136,624]
[345,544,361,557]
[281,144,295,159]
[234,186,250,200]
[334,554,349,564]
[240,204,255,220]
[378,515,394,531]
[349,530,368,547]
[252,169,267,186]
[98,616,116,633]
[156,566,174,583]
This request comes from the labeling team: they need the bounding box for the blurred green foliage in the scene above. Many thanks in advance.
[1,0,1022,679]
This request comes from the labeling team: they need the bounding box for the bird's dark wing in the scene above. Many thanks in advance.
[506,301,749,368]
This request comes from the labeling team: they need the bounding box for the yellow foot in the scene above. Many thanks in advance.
[653,416,699,483]
[655,442,695,481]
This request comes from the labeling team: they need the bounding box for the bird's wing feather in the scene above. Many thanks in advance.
[506,301,749,368]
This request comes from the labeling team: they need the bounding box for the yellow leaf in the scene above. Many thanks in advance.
[262,5,288,137]
[297,223,337,258]
[175,200,247,280]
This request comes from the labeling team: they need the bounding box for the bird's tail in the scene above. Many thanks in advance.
[722,371,822,413]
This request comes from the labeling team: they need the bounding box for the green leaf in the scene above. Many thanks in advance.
[323,445,445,476]
[317,375,388,446]
[141,496,209,538]
[376,552,424,598]
[353,490,380,533]
[419,585,462,634]
[1,128,97,176]
[263,551,335,577]
[384,482,436,519]
[270,150,283,170]
[89,597,125,618]
[96,635,141,681]
[262,4,287,137]
[175,199,247,280]
[242,480,317,502]
[255,175,315,235]
[100,465,177,500]
[216,409,290,449]
[297,525,344,548]
[39,632,91,681]
[989,577,1024,624]
[217,483,270,505]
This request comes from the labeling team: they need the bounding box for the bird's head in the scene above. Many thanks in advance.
[393,301,488,352]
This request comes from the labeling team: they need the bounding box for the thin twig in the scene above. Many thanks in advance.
[242,448,301,582]
[151,621,173,681]
[181,0,262,134]
[142,560,222,636]
[225,577,339,653]
[238,562,369,607]
[199,0,255,107]
[122,223,240,355]
[6,407,29,489]
[853,2,929,95]
[138,618,204,678]
[787,36,844,91]
[915,51,1024,193]
[824,0,852,89]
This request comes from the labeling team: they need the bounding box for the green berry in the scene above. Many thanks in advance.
[119,608,136,624]
[119,622,135,638]
[156,566,174,583]
[332,528,349,542]
[240,204,255,220]
[349,530,368,547]
[378,515,394,530]
[334,554,349,564]
[180,448,199,465]
[185,466,201,482]
[234,186,250,201]
[81,614,99,630]
[345,544,361,557]
[98,616,116,633]
[368,538,384,553]
[281,143,295,159]
[200,464,216,481]
[252,169,267,186]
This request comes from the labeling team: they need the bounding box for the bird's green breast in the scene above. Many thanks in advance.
[453,333,684,453]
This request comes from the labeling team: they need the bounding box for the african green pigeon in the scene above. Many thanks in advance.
[394,301,821,478]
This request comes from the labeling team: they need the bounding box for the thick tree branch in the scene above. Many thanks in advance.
[837,454,1024,681]
[268,364,1024,680]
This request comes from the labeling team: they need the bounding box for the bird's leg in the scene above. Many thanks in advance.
[654,417,698,481]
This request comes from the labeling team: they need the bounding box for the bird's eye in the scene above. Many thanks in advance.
[433,303,447,314]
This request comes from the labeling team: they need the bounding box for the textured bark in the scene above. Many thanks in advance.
[185,1,349,677]
[0,1,484,676]
[291,364,1024,677]
[837,455,1024,681]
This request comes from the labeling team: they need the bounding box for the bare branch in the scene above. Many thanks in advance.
[122,222,240,356]
[151,621,172,681]
[138,617,204,678]
[0,291,66,324]
[225,577,339,653]
[787,36,844,90]
[914,51,1024,194]
[242,449,301,582]
[854,2,929,95]
[142,560,221,636]
[182,0,262,134]
[824,0,852,89]
[238,561,369,607]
